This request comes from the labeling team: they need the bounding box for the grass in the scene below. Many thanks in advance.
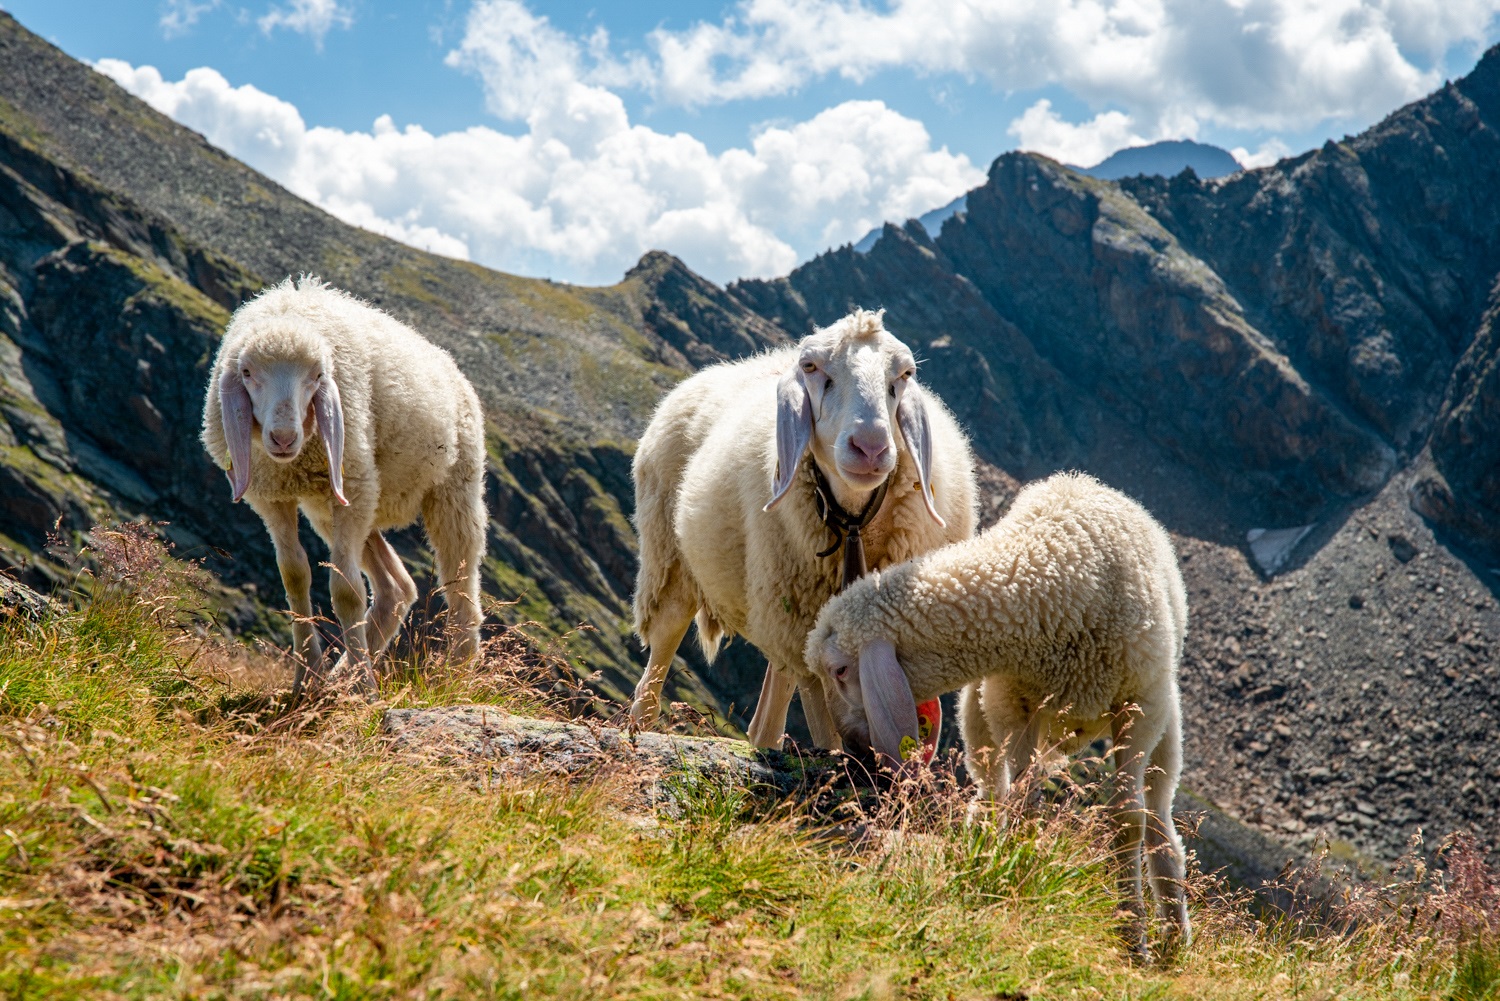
[1,530,1497,999]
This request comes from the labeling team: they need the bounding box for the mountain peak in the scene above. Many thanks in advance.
[1072,139,1242,181]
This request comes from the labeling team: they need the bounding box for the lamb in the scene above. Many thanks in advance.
[806,472,1190,952]
[202,276,487,696]
[629,308,977,750]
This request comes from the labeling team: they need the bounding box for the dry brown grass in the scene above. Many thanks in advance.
[0,525,1496,999]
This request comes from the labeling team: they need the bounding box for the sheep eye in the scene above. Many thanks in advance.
[241,368,252,380]
[801,361,817,374]
[834,664,848,681]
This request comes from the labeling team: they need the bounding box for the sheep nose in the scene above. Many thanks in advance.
[848,431,889,465]
[269,428,297,451]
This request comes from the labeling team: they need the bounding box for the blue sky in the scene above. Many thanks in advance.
[4,1,1498,285]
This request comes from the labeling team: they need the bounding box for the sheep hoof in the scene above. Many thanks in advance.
[1115,913,1149,965]
[289,655,328,708]
[629,698,660,729]
[1153,919,1191,965]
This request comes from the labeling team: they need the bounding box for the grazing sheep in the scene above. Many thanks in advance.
[806,472,1190,952]
[202,277,487,696]
[630,308,976,749]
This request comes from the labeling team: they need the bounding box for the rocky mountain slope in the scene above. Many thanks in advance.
[728,45,1500,858]
[2,12,1497,863]
[0,13,787,715]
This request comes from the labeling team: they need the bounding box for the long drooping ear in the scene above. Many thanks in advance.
[312,374,348,506]
[763,367,813,511]
[858,637,920,765]
[896,381,944,527]
[218,366,254,503]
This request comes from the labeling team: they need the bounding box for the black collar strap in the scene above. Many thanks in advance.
[810,460,890,590]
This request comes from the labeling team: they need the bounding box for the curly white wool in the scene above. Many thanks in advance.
[807,471,1190,952]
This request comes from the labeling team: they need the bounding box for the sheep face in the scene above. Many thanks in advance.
[218,328,347,505]
[815,632,923,767]
[237,352,324,461]
[801,331,914,493]
[816,634,875,751]
[765,310,944,525]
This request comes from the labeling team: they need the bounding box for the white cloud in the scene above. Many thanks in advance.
[258,0,353,48]
[109,0,1495,283]
[93,34,981,285]
[1006,100,1151,168]
[1232,138,1293,169]
[160,0,220,38]
[636,0,1500,162]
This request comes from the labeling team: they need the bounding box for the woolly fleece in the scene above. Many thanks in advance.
[632,311,977,723]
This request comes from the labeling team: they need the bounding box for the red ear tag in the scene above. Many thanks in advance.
[915,699,942,763]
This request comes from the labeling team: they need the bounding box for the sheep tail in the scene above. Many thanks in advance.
[695,608,725,662]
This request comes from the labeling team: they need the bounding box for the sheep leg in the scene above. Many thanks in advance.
[326,524,376,697]
[254,499,324,700]
[965,678,1046,820]
[1145,707,1191,948]
[423,489,486,661]
[1109,705,1153,962]
[797,681,843,751]
[362,531,417,664]
[630,588,695,727]
[1005,705,1049,814]
[961,682,1003,820]
[745,667,797,749]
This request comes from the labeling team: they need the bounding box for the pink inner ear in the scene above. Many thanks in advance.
[916,699,942,763]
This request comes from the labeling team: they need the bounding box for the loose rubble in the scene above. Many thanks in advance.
[1176,479,1500,861]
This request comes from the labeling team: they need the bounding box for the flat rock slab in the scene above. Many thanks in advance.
[0,577,59,621]
[382,706,845,798]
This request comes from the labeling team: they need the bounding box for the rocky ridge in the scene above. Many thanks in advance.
[727,46,1500,858]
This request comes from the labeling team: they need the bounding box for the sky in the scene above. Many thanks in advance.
[3,1,1498,287]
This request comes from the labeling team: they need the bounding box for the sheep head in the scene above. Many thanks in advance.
[764,309,943,524]
[218,320,346,506]
[812,626,939,769]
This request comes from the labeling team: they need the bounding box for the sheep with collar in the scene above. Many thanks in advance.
[629,308,977,750]
[806,471,1190,953]
[202,276,487,696]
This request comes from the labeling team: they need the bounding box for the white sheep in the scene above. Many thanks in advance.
[806,471,1191,952]
[630,308,977,750]
[202,277,487,696]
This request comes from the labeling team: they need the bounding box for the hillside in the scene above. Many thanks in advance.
[0,12,791,719]
[7,567,1497,997]
[731,47,1500,859]
[2,9,1500,870]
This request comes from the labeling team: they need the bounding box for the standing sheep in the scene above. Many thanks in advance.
[630,308,977,749]
[806,472,1190,952]
[202,277,487,696]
